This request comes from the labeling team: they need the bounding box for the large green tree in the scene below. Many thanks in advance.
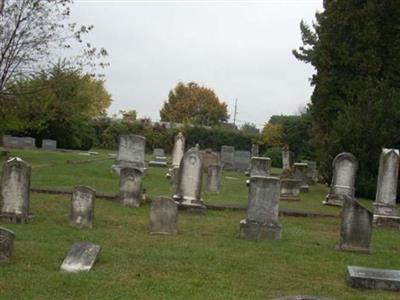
[160,82,229,126]
[294,0,400,197]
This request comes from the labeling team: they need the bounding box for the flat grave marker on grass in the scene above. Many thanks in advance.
[347,265,400,291]
[60,243,101,273]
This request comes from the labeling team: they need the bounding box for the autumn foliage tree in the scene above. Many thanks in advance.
[160,82,229,126]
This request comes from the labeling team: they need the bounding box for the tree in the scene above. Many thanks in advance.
[4,62,112,149]
[294,0,400,197]
[160,82,229,126]
[120,110,137,122]
[261,123,283,148]
[0,0,108,94]
[240,122,260,136]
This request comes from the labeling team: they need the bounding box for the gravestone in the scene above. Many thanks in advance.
[293,163,309,192]
[200,149,220,172]
[2,136,35,149]
[150,197,178,235]
[172,132,185,168]
[0,227,15,263]
[42,139,57,150]
[282,145,292,170]
[240,176,281,240]
[176,147,206,212]
[21,137,35,148]
[70,186,96,228]
[153,148,165,157]
[113,134,146,174]
[0,157,32,223]
[119,167,143,207]
[338,196,373,253]
[167,167,180,198]
[251,144,259,157]
[207,164,222,193]
[149,148,167,167]
[249,157,271,177]
[221,145,235,170]
[347,265,400,291]
[324,152,358,207]
[234,150,251,172]
[302,160,318,184]
[280,179,301,201]
[373,149,399,219]
[60,243,101,273]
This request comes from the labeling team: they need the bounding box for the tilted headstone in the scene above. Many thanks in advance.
[280,179,301,201]
[347,265,400,291]
[0,157,31,223]
[302,160,318,184]
[60,243,101,273]
[338,196,373,253]
[282,145,291,170]
[221,145,235,170]
[150,197,178,235]
[200,149,220,172]
[119,167,143,207]
[114,134,146,173]
[176,147,206,212]
[251,144,259,157]
[240,176,281,240]
[70,186,96,228]
[207,164,222,193]
[172,132,185,168]
[373,148,399,218]
[234,150,251,172]
[42,139,57,150]
[293,163,309,192]
[0,227,15,263]
[324,152,358,207]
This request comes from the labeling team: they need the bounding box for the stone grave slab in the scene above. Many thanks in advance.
[60,243,101,273]
[347,265,400,291]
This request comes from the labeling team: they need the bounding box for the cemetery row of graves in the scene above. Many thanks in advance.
[0,133,400,299]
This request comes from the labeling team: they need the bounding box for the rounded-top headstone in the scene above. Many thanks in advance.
[70,185,96,228]
[150,197,178,235]
[0,227,15,263]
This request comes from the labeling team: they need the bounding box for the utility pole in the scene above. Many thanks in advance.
[233,98,238,126]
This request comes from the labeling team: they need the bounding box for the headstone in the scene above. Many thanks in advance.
[119,167,143,207]
[60,243,101,273]
[167,167,180,197]
[338,196,372,253]
[150,197,178,235]
[347,265,400,291]
[221,145,235,170]
[240,176,281,240]
[302,160,318,184]
[70,186,96,228]
[249,157,271,177]
[373,148,399,218]
[282,145,291,170]
[149,148,167,167]
[0,227,15,263]
[171,132,185,168]
[2,135,35,149]
[114,134,146,173]
[293,163,309,192]
[280,179,301,201]
[251,144,259,157]
[176,147,206,212]
[200,149,220,171]
[153,148,165,158]
[21,137,35,148]
[0,157,31,223]
[207,164,222,193]
[234,150,251,172]
[42,139,57,150]
[324,152,358,207]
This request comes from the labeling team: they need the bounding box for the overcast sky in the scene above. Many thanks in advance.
[71,0,323,128]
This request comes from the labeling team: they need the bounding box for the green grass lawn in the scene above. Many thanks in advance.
[1,148,400,299]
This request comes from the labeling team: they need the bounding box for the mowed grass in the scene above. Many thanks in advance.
[0,148,400,299]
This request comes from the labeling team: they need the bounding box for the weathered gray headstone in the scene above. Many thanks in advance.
[176,147,206,212]
[0,157,31,223]
[150,197,178,235]
[200,149,220,172]
[338,197,372,253]
[282,145,292,170]
[221,145,235,170]
[293,163,309,192]
[70,186,96,228]
[240,176,281,240]
[153,148,165,158]
[249,157,271,177]
[373,148,399,219]
[251,144,259,157]
[207,164,222,193]
[60,243,101,273]
[302,160,318,185]
[280,179,301,201]
[42,139,57,150]
[172,132,185,168]
[2,136,35,149]
[234,150,251,172]
[114,134,146,173]
[119,167,143,207]
[324,152,358,207]
[149,148,167,168]
[0,227,15,263]
[167,167,180,198]
[347,265,400,291]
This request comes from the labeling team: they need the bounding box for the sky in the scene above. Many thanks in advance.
[71,0,323,128]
